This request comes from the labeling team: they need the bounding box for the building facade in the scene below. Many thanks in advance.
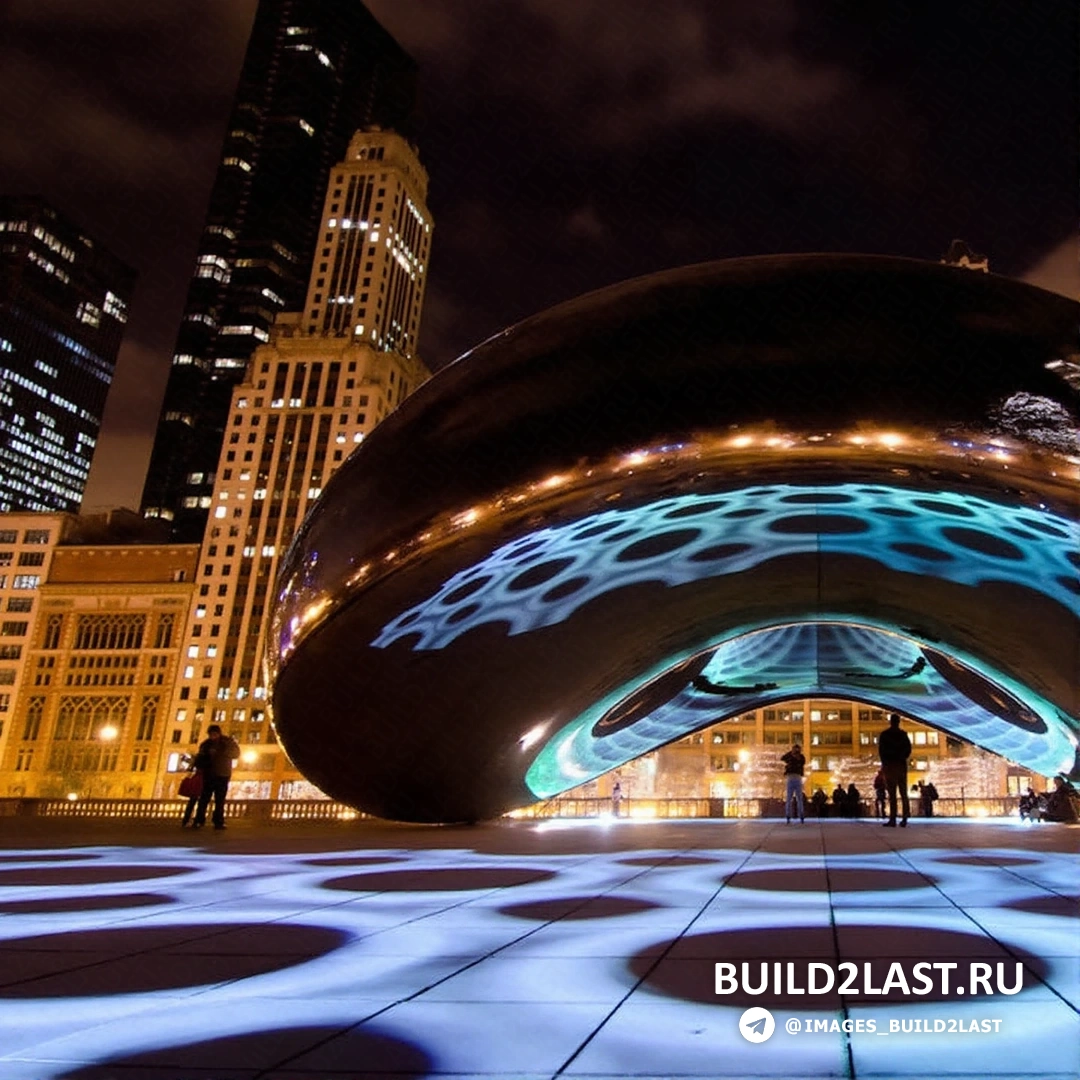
[592,700,1018,806]
[141,0,417,540]
[0,542,199,799]
[0,198,135,513]
[159,127,432,799]
[0,513,76,767]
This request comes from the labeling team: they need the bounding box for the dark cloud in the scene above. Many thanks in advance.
[0,1,1074,512]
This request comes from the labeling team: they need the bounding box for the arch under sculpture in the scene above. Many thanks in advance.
[268,255,1080,822]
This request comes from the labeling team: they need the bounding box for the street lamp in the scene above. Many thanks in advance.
[99,724,119,741]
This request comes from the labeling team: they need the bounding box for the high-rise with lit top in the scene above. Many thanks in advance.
[159,132,432,799]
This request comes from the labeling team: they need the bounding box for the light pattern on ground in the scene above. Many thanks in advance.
[0,824,1076,1078]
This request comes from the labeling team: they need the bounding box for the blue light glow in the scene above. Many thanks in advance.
[0,831,1074,1077]
[374,484,1078,650]
[525,621,1078,797]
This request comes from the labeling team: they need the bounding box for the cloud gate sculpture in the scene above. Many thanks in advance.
[269,255,1080,822]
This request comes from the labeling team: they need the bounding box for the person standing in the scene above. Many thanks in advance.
[610,780,622,818]
[878,713,912,827]
[179,747,210,828]
[192,724,240,830]
[872,768,887,819]
[781,743,806,823]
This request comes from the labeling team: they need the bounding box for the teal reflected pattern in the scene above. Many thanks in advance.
[524,621,1079,797]
[373,484,1079,650]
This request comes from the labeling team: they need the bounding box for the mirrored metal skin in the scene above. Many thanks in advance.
[269,255,1080,823]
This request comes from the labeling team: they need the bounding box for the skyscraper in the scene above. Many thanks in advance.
[142,0,417,541]
[161,128,432,798]
[0,197,135,513]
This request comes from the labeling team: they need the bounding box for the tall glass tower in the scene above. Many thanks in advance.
[141,0,417,540]
[0,197,135,513]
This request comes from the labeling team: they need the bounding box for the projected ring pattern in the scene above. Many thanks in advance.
[373,485,1079,651]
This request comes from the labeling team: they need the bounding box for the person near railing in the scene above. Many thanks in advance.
[780,743,806,823]
[878,713,912,827]
[179,748,210,828]
[192,724,240,831]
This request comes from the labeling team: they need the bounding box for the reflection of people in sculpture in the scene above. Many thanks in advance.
[691,674,779,695]
[838,655,928,694]
[873,769,887,818]
[1042,776,1079,823]
[780,744,805,824]
[879,713,912,827]
[1018,786,1041,821]
[611,780,622,817]
[919,780,939,817]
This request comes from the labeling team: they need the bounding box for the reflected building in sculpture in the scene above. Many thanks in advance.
[158,128,432,799]
[267,255,1080,823]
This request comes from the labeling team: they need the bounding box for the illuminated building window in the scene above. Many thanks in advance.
[76,301,102,327]
[104,291,128,322]
[11,575,39,590]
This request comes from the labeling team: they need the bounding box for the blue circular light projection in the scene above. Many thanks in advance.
[373,484,1078,651]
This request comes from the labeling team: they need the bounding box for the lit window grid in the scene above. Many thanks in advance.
[0,516,64,766]
[303,134,431,353]
[167,344,428,789]
[0,554,196,798]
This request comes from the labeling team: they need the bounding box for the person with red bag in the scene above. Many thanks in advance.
[179,748,210,828]
[192,725,240,831]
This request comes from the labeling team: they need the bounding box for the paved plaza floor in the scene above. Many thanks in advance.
[0,814,1075,1079]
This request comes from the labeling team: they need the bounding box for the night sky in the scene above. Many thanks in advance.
[0,0,1075,512]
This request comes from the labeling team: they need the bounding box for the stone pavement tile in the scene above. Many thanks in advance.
[960,907,1080,959]
[0,1000,382,1073]
[666,921,836,960]
[282,1001,612,1075]
[0,949,119,988]
[417,955,631,1004]
[0,1065,257,1080]
[0,998,166,1059]
[495,922,671,959]
[562,995,847,1077]
[348,922,528,957]
[1,950,313,1000]
[846,998,1080,1077]
[1035,954,1080,1008]
[832,909,1010,958]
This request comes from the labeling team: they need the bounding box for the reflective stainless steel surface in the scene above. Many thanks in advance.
[269,255,1080,822]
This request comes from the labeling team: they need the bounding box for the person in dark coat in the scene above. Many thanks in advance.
[780,743,806,823]
[846,783,862,818]
[878,713,912,827]
[192,725,240,830]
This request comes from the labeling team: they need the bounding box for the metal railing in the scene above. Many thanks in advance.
[0,795,1023,822]
[0,798,367,822]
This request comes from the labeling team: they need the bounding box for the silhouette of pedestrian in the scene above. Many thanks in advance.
[781,743,806,823]
[878,713,912,827]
